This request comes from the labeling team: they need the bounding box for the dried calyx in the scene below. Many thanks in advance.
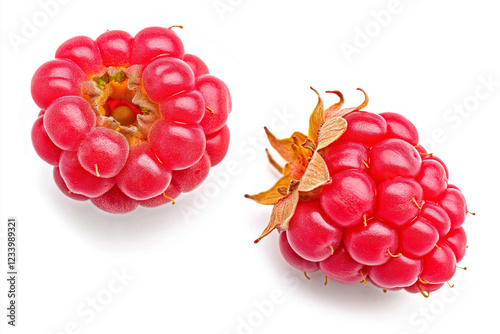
[245,88,369,243]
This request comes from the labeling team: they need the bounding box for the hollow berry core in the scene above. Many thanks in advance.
[31,27,232,214]
[83,68,162,146]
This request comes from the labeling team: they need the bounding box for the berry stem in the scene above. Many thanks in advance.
[206,106,215,114]
[324,276,328,286]
[457,266,467,270]
[95,164,100,177]
[162,192,176,205]
[360,270,367,286]
[447,281,454,288]
[419,276,428,284]
[304,272,311,280]
[417,284,430,298]
[412,197,423,210]
[329,245,334,255]
[387,250,402,258]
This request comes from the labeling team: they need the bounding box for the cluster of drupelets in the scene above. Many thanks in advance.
[31,27,231,213]
[277,111,468,296]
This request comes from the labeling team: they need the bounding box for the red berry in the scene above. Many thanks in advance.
[59,151,114,198]
[369,138,422,183]
[380,112,419,146]
[31,59,85,110]
[400,217,439,258]
[249,89,470,295]
[115,143,172,200]
[405,281,444,295]
[150,120,206,170]
[368,254,422,289]
[91,185,138,214]
[320,170,376,228]
[319,246,364,284]
[415,145,450,179]
[31,27,231,213]
[444,227,467,263]
[286,201,343,262]
[439,187,467,229]
[160,90,205,124]
[205,125,230,167]
[142,56,195,103]
[55,36,103,74]
[420,242,457,284]
[376,177,423,227]
[53,167,89,201]
[324,141,368,174]
[430,156,449,180]
[416,159,447,201]
[366,277,403,291]
[344,218,399,266]
[171,153,211,192]
[139,183,180,208]
[183,54,209,77]
[419,201,451,237]
[196,75,231,134]
[338,111,387,147]
[44,96,96,151]
[77,127,129,178]
[31,116,62,166]
[131,26,184,64]
[95,30,133,67]
[279,232,320,273]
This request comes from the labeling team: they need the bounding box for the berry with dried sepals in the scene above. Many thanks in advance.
[246,88,471,296]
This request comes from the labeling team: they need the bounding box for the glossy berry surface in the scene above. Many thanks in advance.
[249,90,470,297]
[286,200,343,262]
[31,27,231,214]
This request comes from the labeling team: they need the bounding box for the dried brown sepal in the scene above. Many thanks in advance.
[277,187,288,196]
[327,88,369,119]
[249,89,373,242]
[316,117,348,151]
[254,181,300,243]
[324,90,344,120]
[301,137,317,152]
[244,176,295,205]
[298,186,324,201]
[264,128,310,164]
[307,87,325,142]
[298,152,331,192]
[126,65,160,138]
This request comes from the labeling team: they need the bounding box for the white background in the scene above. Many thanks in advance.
[1,0,499,333]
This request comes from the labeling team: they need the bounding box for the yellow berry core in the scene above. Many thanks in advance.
[112,105,136,126]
